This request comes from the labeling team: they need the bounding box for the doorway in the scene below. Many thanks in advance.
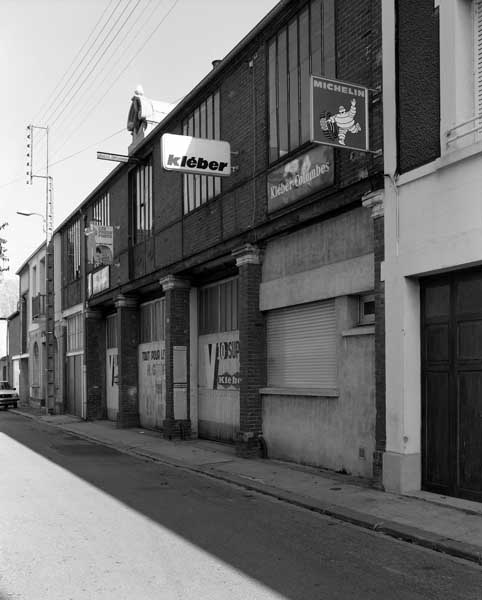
[421,269,482,502]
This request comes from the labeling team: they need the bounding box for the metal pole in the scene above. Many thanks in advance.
[25,124,53,415]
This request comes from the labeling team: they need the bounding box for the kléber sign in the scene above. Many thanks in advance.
[267,145,333,213]
[161,133,231,176]
[311,75,369,152]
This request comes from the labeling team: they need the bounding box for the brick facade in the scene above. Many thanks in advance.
[53,0,384,477]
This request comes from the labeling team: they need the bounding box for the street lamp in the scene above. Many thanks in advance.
[16,211,46,233]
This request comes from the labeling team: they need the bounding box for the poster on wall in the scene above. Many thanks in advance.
[201,335,240,391]
[267,144,333,213]
[138,341,166,428]
[86,224,114,266]
[311,75,369,152]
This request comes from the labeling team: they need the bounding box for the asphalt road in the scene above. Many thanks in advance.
[1,411,482,600]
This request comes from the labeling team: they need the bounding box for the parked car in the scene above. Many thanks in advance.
[0,381,18,410]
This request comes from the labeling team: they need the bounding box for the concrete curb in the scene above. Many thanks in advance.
[9,409,482,566]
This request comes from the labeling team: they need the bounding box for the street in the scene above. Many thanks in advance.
[1,412,482,600]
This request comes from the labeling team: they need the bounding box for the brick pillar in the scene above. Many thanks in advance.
[232,244,266,458]
[160,275,191,440]
[115,294,140,428]
[84,308,106,420]
[362,190,385,486]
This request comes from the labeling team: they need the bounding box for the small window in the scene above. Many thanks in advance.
[106,314,117,349]
[198,278,238,335]
[359,294,375,325]
[182,90,221,213]
[139,299,165,343]
[67,313,83,352]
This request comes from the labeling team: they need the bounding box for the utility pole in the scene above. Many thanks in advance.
[26,124,54,414]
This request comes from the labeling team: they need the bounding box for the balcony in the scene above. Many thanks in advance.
[31,294,46,320]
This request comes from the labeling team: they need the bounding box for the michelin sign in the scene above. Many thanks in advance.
[161,133,231,176]
[311,75,369,152]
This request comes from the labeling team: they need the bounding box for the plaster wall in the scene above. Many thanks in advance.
[262,296,375,476]
[383,149,482,492]
[260,212,375,475]
[392,152,482,276]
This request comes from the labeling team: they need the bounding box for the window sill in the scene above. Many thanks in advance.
[342,325,375,337]
[260,387,339,398]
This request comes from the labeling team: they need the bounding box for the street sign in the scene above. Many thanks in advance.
[96,152,138,164]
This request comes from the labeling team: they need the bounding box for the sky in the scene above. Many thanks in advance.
[1,0,280,277]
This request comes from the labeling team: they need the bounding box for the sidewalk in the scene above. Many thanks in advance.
[11,407,482,566]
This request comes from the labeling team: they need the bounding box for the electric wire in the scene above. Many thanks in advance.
[51,0,179,160]
[47,0,142,133]
[49,128,125,168]
[30,0,124,155]
[23,0,180,185]
[32,0,119,127]
[50,0,166,159]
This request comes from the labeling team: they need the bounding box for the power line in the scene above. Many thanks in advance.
[50,0,165,157]
[51,0,180,159]
[43,0,136,133]
[49,128,125,168]
[31,0,125,156]
[33,0,119,127]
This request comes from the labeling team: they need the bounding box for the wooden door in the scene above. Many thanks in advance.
[421,270,482,502]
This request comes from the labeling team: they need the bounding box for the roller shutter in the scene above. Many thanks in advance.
[267,299,337,389]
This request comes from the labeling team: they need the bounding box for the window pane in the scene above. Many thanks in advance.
[200,101,207,138]
[194,107,200,137]
[206,95,213,139]
[188,174,195,211]
[214,91,220,139]
[288,18,299,151]
[184,92,221,213]
[323,0,336,77]
[268,39,278,162]
[200,103,207,201]
[311,0,323,76]
[195,175,201,208]
[183,174,189,213]
[232,278,238,330]
[220,283,226,332]
[277,28,288,157]
[299,6,311,142]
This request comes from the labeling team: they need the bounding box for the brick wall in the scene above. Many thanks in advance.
[396,0,440,173]
[85,310,106,420]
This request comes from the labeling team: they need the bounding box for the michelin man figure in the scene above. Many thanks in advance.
[321,98,362,146]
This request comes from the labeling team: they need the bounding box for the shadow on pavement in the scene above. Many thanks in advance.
[2,411,482,600]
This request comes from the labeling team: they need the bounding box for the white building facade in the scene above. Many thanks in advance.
[382,0,482,501]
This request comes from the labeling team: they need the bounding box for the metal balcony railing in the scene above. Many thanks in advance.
[446,114,482,145]
[31,293,46,319]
